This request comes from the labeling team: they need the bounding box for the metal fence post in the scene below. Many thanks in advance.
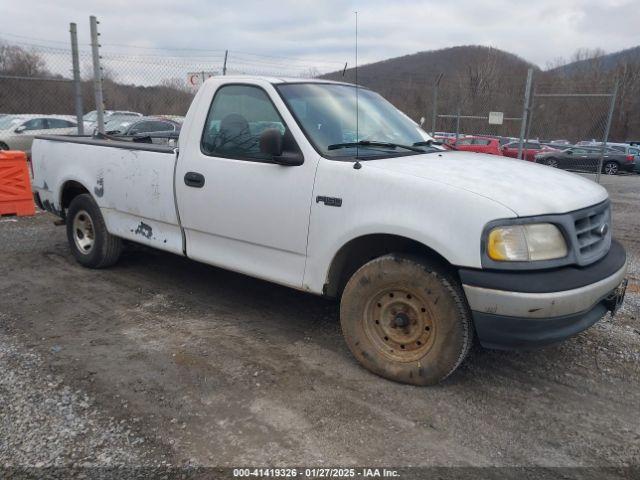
[455,107,461,141]
[431,73,443,136]
[524,87,535,144]
[596,79,619,183]
[69,23,84,136]
[223,50,228,76]
[90,15,105,134]
[517,68,534,160]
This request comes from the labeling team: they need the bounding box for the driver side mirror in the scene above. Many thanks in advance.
[259,128,283,156]
[14,125,26,134]
[259,128,303,166]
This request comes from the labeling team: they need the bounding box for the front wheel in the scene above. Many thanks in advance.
[545,158,559,168]
[340,254,473,385]
[603,161,619,175]
[66,194,122,268]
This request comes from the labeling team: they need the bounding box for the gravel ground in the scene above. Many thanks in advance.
[0,175,638,476]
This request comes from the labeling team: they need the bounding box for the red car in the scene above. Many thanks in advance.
[501,141,558,162]
[452,136,503,156]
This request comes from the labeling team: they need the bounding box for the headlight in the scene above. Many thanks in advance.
[487,223,567,261]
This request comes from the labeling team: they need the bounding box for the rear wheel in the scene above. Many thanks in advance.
[340,254,473,385]
[603,161,619,175]
[66,194,122,268]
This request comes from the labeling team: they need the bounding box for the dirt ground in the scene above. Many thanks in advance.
[0,175,639,474]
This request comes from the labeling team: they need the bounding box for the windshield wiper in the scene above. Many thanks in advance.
[327,140,426,153]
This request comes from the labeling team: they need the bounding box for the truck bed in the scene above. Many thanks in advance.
[32,135,184,256]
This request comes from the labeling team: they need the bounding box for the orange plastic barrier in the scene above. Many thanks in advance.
[0,150,36,217]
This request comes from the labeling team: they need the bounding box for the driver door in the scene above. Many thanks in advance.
[175,83,319,289]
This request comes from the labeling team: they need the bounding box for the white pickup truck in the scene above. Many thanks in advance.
[31,76,628,385]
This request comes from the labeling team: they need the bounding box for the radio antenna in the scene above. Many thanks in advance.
[355,10,360,162]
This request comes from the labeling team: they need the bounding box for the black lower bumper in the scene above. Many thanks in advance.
[473,302,609,350]
[462,240,627,350]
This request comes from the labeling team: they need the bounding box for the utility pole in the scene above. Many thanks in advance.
[596,79,619,183]
[223,50,228,76]
[90,15,105,134]
[431,73,444,136]
[69,23,84,135]
[517,68,534,160]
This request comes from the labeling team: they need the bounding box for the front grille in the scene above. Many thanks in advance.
[569,201,611,266]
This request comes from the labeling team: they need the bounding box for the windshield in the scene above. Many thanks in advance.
[83,111,98,122]
[104,116,136,133]
[0,116,25,130]
[277,83,436,159]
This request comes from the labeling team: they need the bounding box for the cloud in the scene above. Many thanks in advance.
[2,0,639,82]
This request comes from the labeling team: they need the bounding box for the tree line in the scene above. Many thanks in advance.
[1,42,638,142]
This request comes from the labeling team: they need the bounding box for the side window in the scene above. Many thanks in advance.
[47,118,75,128]
[22,118,47,131]
[201,85,286,161]
[456,138,472,145]
[630,148,640,155]
[473,138,490,145]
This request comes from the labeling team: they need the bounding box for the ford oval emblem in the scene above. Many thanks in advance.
[597,223,609,237]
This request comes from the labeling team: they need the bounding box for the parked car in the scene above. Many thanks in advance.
[536,146,636,175]
[31,76,628,386]
[501,141,558,161]
[104,116,181,136]
[452,136,503,155]
[0,115,77,155]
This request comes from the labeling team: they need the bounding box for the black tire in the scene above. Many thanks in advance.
[340,254,473,385]
[603,161,619,175]
[545,157,559,168]
[0,142,9,150]
[66,194,122,268]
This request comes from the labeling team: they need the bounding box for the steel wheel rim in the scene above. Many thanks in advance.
[547,159,558,167]
[72,210,95,254]
[363,287,436,362]
[605,163,618,175]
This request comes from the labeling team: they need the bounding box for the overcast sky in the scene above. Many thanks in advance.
[2,0,639,74]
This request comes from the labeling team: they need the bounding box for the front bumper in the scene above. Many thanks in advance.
[460,240,627,349]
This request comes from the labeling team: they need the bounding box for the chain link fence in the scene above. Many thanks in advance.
[0,37,342,118]
[429,71,622,182]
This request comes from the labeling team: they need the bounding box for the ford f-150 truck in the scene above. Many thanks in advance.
[31,76,628,386]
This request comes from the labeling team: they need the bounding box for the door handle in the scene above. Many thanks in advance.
[184,171,205,188]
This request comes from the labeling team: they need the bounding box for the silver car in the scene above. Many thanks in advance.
[0,115,78,155]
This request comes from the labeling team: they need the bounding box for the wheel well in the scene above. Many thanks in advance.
[323,234,455,298]
[60,181,90,215]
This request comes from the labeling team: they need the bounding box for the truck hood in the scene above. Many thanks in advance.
[367,151,608,217]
